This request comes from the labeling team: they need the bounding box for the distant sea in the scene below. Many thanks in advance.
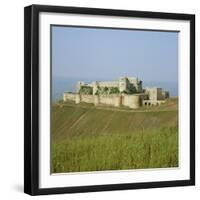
[52,77,178,102]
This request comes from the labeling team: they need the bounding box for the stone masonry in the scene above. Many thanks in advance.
[63,76,169,109]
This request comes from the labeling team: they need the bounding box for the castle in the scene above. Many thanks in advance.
[63,77,169,109]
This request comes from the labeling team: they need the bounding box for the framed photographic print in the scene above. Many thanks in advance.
[24,4,195,195]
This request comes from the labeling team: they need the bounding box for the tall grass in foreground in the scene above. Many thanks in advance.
[52,127,178,173]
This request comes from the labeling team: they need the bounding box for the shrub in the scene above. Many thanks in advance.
[109,87,120,94]
[79,86,93,95]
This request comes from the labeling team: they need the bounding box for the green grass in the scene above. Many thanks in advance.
[52,98,178,173]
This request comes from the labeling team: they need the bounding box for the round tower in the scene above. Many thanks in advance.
[94,95,100,106]
[75,94,81,104]
[92,81,99,95]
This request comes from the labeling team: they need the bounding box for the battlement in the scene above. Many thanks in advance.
[64,77,169,109]
[77,76,143,95]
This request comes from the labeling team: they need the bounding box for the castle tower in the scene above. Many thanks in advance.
[77,81,84,93]
[94,95,100,106]
[119,77,128,92]
[136,79,143,93]
[92,81,99,95]
[114,95,122,107]
[75,94,81,104]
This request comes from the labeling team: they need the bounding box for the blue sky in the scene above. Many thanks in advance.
[52,26,178,83]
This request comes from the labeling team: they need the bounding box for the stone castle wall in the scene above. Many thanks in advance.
[99,94,119,106]
[63,93,76,101]
[122,95,141,109]
[80,95,94,104]
[77,77,143,94]
[98,81,119,88]
[63,77,169,108]
[63,92,142,109]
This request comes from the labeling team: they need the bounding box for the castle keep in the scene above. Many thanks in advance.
[63,77,169,109]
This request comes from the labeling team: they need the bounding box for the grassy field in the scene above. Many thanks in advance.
[51,98,178,173]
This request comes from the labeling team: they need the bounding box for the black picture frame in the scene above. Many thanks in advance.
[24,4,195,196]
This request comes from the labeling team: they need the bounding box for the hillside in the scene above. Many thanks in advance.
[52,98,178,173]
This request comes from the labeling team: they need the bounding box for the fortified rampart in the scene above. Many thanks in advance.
[63,93,76,101]
[63,93,144,109]
[63,76,170,109]
[122,95,141,109]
